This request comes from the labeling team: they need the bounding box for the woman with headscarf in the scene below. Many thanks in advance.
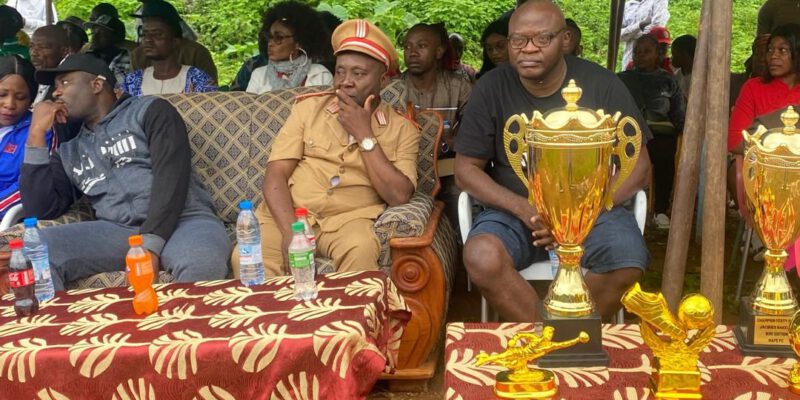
[246,1,333,93]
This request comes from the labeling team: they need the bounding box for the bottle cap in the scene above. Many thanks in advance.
[8,239,22,250]
[295,207,308,217]
[240,200,252,210]
[291,222,305,232]
[128,235,143,246]
[23,217,38,228]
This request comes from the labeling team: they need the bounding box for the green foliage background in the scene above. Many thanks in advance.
[53,0,762,85]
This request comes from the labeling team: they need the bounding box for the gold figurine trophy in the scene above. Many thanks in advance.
[733,106,800,357]
[622,283,716,399]
[476,327,589,399]
[504,79,641,367]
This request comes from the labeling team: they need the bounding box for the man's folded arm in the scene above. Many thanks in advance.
[20,147,77,219]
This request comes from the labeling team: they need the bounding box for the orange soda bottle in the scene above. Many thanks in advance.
[126,235,158,315]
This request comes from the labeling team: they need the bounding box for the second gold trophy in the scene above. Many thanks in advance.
[503,80,642,367]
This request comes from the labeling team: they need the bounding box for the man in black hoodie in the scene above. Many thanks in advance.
[20,54,230,290]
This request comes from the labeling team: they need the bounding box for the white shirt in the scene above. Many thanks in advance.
[5,0,58,35]
[246,63,332,94]
[33,84,49,106]
[674,68,691,100]
[141,65,190,95]
[620,0,670,70]
[0,125,13,142]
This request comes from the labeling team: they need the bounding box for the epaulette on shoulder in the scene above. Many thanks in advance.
[294,91,336,104]
[393,107,421,130]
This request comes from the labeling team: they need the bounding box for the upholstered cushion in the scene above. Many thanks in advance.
[374,192,435,271]
[0,199,95,252]
[160,92,256,225]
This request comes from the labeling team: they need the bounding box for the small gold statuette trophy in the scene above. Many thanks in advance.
[476,327,589,399]
[622,283,716,399]
[733,106,800,357]
[788,310,800,394]
[504,79,641,367]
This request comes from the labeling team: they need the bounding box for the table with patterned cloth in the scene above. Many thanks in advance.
[0,271,409,399]
[445,323,800,400]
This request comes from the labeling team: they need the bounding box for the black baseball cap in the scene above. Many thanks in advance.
[35,53,117,88]
[130,0,181,24]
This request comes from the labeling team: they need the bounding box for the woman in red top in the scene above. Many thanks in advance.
[728,23,800,273]
[728,23,800,153]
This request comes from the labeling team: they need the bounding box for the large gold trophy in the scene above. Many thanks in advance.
[733,106,800,357]
[622,283,716,399]
[476,327,589,399]
[504,80,642,367]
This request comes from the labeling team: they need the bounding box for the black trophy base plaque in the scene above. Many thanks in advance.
[733,297,794,357]
[537,304,609,368]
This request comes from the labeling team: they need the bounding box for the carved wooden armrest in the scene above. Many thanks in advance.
[389,200,447,369]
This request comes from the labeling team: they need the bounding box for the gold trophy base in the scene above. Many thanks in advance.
[651,368,702,399]
[537,304,609,367]
[734,297,795,357]
[494,370,557,399]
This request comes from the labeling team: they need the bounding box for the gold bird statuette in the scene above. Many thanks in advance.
[621,283,716,399]
[475,326,589,399]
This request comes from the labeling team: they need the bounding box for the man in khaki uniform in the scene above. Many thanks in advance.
[232,19,421,276]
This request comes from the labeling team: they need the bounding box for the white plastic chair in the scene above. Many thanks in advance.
[0,204,23,231]
[458,190,648,323]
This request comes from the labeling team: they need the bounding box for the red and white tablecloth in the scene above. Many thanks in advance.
[0,271,409,399]
[445,322,800,400]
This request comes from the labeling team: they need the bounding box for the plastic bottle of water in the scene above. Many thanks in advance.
[548,249,560,279]
[22,217,54,302]
[288,221,317,301]
[237,200,265,286]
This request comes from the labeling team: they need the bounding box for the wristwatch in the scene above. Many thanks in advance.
[360,137,377,152]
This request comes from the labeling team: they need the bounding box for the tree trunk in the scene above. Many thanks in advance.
[700,0,732,325]
[660,0,712,310]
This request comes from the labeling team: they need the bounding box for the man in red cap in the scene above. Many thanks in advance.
[231,19,421,277]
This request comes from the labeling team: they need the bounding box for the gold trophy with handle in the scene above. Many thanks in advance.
[734,106,800,357]
[503,79,642,367]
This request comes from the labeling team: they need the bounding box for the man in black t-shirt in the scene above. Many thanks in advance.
[454,0,653,322]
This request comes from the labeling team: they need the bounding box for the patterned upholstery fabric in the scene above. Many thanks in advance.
[0,198,95,252]
[159,92,257,225]
[66,270,175,290]
[431,212,458,307]
[374,192,435,271]
[0,84,454,295]
[411,111,442,197]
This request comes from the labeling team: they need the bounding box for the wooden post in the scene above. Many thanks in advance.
[46,0,54,25]
[660,0,712,309]
[700,0,731,324]
[606,0,624,71]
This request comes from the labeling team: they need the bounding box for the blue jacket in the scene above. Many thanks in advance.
[0,112,54,217]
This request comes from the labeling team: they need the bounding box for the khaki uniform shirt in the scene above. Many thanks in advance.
[265,93,421,232]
